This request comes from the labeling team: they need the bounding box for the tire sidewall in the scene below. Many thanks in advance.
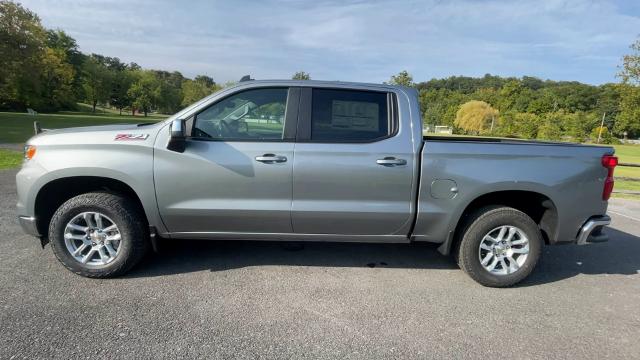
[49,195,138,276]
[460,207,543,287]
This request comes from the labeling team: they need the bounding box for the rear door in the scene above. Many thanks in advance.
[291,87,416,235]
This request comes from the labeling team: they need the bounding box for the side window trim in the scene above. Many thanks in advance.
[296,87,398,144]
[188,86,297,142]
[296,87,312,141]
[283,87,300,141]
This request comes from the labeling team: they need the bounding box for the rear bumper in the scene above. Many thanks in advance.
[576,215,611,245]
[18,216,41,237]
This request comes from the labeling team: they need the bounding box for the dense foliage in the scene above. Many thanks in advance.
[412,72,639,142]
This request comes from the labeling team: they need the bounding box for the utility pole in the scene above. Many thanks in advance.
[597,112,606,144]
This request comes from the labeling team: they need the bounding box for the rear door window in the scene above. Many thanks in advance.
[310,89,390,142]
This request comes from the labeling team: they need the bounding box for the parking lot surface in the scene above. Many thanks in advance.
[1,168,639,359]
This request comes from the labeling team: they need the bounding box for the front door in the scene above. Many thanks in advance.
[154,87,297,235]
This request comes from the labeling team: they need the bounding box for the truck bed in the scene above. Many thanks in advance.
[413,138,614,252]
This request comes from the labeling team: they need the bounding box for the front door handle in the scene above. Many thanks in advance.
[255,154,287,163]
[376,157,407,167]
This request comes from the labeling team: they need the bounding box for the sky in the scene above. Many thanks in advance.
[19,0,640,85]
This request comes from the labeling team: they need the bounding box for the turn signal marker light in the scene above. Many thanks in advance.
[24,145,36,160]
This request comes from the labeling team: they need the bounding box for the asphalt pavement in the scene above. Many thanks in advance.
[1,168,639,359]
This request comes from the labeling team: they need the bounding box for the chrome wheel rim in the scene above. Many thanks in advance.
[478,225,529,276]
[64,212,121,266]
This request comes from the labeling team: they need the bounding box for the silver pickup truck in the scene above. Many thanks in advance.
[16,80,617,287]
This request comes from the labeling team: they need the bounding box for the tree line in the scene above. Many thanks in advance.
[0,1,223,116]
[1,0,639,141]
[386,49,640,142]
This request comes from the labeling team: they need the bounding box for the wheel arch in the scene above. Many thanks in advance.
[439,190,558,255]
[34,176,149,239]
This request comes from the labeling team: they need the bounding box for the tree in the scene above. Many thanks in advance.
[182,78,215,106]
[40,47,75,110]
[590,126,617,144]
[81,55,112,112]
[127,70,157,116]
[454,100,499,134]
[619,37,640,85]
[496,111,518,137]
[537,118,562,141]
[46,29,83,101]
[615,84,640,137]
[420,88,469,127]
[292,71,311,80]
[595,84,621,122]
[0,0,47,110]
[527,88,556,114]
[471,87,499,107]
[498,80,534,112]
[194,75,216,88]
[616,38,640,137]
[388,70,414,87]
[110,67,135,115]
[513,113,540,139]
[152,70,184,114]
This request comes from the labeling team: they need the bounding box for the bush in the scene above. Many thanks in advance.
[590,126,620,144]
[537,119,562,140]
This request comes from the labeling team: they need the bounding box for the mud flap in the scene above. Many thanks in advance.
[39,236,49,248]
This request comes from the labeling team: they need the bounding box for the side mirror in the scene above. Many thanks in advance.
[167,119,186,152]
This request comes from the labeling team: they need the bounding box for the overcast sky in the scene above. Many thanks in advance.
[19,0,640,84]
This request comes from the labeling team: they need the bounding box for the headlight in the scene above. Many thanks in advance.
[24,145,37,160]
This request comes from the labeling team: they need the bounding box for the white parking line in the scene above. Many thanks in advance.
[608,210,640,223]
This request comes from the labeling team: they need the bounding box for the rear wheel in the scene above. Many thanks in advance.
[456,206,542,287]
[49,192,149,278]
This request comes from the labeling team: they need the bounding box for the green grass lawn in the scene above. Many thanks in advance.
[0,111,163,143]
[612,144,640,164]
[609,144,640,198]
[0,149,22,170]
[611,144,640,181]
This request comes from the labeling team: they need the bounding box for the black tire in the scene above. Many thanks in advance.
[48,192,149,278]
[455,206,542,287]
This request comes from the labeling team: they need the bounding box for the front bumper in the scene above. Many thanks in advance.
[18,216,41,237]
[576,215,611,245]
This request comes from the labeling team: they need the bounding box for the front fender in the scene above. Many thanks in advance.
[16,144,167,234]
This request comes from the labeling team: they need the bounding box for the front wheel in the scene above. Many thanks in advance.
[455,206,543,287]
[48,192,149,278]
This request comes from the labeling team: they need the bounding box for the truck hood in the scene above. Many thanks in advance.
[27,122,164,146]
[41,123,143,135]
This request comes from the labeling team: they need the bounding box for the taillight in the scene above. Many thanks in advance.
[601,154,617,200]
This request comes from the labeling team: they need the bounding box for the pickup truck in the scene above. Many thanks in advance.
[16,80,617,287]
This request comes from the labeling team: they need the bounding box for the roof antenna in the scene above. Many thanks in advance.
[239,75,253,82]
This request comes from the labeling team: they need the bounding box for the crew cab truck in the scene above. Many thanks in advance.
[16,80,617,287]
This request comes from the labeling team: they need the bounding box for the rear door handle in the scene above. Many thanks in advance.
[255,154,287,163]
[376,157,407,166]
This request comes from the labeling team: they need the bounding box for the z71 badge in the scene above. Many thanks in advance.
[114,134,149,141]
